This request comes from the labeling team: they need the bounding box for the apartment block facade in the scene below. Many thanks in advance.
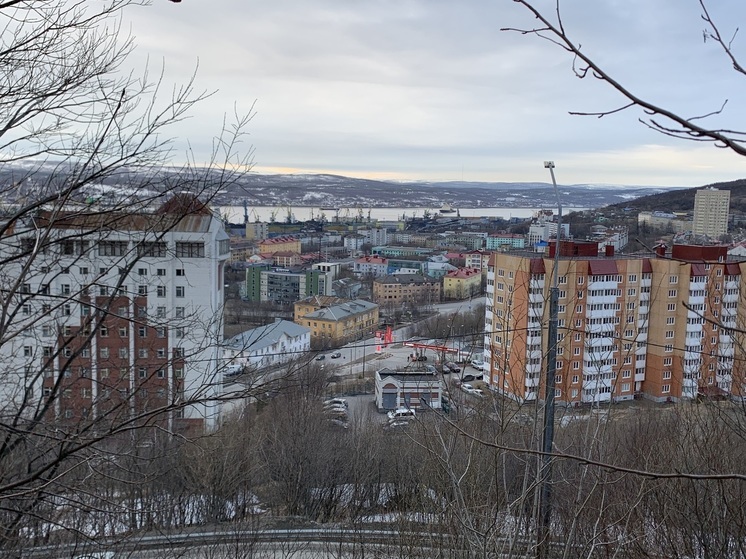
[3,196,230,432]
[485,242,745,405]
[693,187,730,239]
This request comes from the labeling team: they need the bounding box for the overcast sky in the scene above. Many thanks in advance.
[125,0,746,187]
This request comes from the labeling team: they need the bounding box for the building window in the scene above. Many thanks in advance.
[667,303,676,311]
[664,344,673,352]
[663,357,672,366]
[138,285,148,296]
[98,241,128,256]
[665,331,674,339]
[139,367,147,379]
[119,348,128,358]
[157,285,166,297]
[176,268,185,276]
[669,276,678,284]
[668,289,677,298]
[621,383,630,392]
[138,348,148,358]
[157,268,166,276]
[663,370,672,380]
[175,242,205,258]
[661,384,670,393]
[118,327,128,337]
[175,286,185,297]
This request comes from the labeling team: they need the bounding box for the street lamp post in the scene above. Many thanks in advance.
[537,161,562,559]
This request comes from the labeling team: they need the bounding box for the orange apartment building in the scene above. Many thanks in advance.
[485,241,745,405]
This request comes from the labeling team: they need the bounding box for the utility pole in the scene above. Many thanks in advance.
[537,161,562,559]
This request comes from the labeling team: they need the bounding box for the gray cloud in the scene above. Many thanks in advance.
[123,0,746,186]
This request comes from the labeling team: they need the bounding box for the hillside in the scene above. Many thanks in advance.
[606,178,746,213]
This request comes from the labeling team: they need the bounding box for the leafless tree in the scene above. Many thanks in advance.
[0,0,257,552]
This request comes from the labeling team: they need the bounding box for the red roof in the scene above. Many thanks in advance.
[726,263,741,275]
[588,260,619,275]
[530,259,545,275]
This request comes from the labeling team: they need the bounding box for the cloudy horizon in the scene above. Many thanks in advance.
[124,0,746,188]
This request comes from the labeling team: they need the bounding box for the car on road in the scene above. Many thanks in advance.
[315,354,325,361]
[330,351,342,359]
[461,373,484,383]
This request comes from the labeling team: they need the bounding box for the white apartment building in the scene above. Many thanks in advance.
[693,187,730,239]
[527,215,570,247]
[2,195,230,433]
[223,319,310,371]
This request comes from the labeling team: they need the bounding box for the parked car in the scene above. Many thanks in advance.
[471,359,486,371]
[330,351,342,359]
[444,362,461,374]
[387,407,416,421]
[323,398,348,408]
[461,383,484,397]
[461,373,483,383]
[315,354,325,361]
[424,364,438,374]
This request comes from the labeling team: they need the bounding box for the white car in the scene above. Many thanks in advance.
[461,383,484,397]
[470,359,486,371]
[387,408,416,421]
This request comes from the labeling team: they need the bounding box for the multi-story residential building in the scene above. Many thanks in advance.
[3,195,230,433]
[464,250,492,273]
[486,233,526,251]
[312,262,342,278]
[359,227,388,246]
[485,241,746,405]
[243,267,333,305]
[354,255,389,277]
[295,299,379,346]
[637,211,693,233]
[223,319,310,371]
[443,232,487,251]
[527,211,570,247]
[373,274,441,308]
[443,267,482,300]
[245,220,269,241]
[293,295,348,323]
[693,187,730,239]
[344,233,366,254]
[258,236,301,256]
[272,251,302,268]
[372,246,433,258]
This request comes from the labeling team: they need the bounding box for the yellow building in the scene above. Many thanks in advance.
[295,298,379,347]
[443,267,482,300]
[258,236,301,255]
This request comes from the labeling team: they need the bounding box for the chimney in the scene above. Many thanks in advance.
[605,245,615,257]
[654,243,666,258]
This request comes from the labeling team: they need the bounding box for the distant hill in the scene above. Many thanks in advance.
[606,178,746,214]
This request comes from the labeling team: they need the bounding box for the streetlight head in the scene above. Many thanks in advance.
[544,161,555,169]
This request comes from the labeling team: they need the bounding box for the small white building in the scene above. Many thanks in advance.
[223,319,311,372]
[375,368,444,412]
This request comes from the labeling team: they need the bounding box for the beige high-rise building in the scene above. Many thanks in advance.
[693,187,730,239]
[484,241,746,405]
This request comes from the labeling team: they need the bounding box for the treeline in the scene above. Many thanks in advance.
[5,370,746,559]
